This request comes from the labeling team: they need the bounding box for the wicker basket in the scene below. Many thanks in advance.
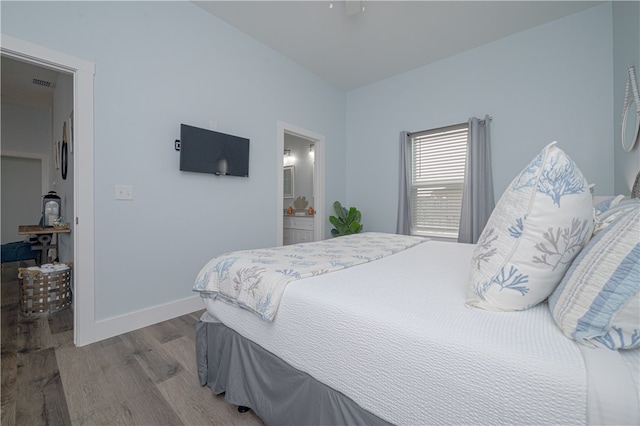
[18,262,72,316]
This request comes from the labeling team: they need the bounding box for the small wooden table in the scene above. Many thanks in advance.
[18,225,71,265]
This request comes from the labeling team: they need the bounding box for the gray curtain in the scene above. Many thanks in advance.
[458,115,495,244]
[396,131,412,235]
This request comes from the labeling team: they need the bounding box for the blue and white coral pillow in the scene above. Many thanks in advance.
[466,142,593,311]
[593,194,626,236]
[548,199,640,349]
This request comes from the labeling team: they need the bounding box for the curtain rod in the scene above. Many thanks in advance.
[408,116,493,136]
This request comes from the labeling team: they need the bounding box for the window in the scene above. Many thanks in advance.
[410,123,468,239]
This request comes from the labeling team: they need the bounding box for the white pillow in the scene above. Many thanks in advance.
[548,199,640,349]
[466,142,593,311]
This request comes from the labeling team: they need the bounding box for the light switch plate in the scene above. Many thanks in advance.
[115,184,134,200]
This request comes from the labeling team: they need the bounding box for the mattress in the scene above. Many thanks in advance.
[200,239,640,425]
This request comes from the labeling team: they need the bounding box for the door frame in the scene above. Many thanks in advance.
[277,121,325,244]
[1,34,96,346]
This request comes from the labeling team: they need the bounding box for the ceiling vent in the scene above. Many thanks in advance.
[32,78,55,89]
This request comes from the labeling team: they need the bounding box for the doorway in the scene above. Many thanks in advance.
[1,54,74,323]
[277,122,325,245]
[1,35,96,346]
[1,56,72,250]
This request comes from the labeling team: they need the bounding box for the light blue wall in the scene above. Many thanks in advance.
[613,1,640,194]
[346,4,614,233]
[2,2,624,321]
[1,1,346,320]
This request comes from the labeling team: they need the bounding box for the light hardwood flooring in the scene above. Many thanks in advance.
[1,261,263,425]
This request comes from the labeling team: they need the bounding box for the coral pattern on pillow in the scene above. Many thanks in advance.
[466,142,593,311]
[548,199,640,349]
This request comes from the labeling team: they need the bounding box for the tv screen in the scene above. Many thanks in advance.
[179,124,250,177]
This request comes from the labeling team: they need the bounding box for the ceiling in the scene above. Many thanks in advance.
[1,1,605,108]
[195,1,605,90]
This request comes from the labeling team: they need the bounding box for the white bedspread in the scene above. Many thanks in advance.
[200,239,640,425]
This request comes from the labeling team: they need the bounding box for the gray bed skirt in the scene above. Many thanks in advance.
[196,320,391,426]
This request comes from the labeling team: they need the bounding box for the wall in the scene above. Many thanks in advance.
[613,1,640,194]
[1,157,41,243]
[52,72,74,262]
[1,103,51,155]
[2,1,622,328]
[346,4,614,233]
[0,103,51,242]
[1,1,346,321]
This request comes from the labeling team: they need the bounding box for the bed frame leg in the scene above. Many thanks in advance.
[238,406,250,413]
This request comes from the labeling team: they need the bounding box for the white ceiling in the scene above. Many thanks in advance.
[1,1,605,108]
[195,0,605,90]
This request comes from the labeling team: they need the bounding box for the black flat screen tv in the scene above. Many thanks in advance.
[179,124,250,177]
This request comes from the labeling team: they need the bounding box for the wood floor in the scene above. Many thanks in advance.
[1,261,264,425]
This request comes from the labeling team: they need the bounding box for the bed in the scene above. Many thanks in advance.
[193,144,639,425]
[193,233,639,425]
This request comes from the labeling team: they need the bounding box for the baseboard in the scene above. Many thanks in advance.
[86,295,205,346]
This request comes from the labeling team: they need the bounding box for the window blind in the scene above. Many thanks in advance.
[411,123,468,238]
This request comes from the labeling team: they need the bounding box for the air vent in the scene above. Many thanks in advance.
[32,78,55,89]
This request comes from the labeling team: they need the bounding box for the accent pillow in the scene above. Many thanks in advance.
[548,199,640,349]
[592,195,626,237]
[593,195,625,214]
[466,142,593,311]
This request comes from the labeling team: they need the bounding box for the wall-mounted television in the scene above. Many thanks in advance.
[179,124,250,177]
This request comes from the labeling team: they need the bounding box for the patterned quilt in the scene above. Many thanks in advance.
[193,232,428,321]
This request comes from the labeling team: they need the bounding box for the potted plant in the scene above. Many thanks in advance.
[329,201,363,237]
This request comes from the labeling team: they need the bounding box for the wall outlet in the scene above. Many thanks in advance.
[115,184,134,200]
